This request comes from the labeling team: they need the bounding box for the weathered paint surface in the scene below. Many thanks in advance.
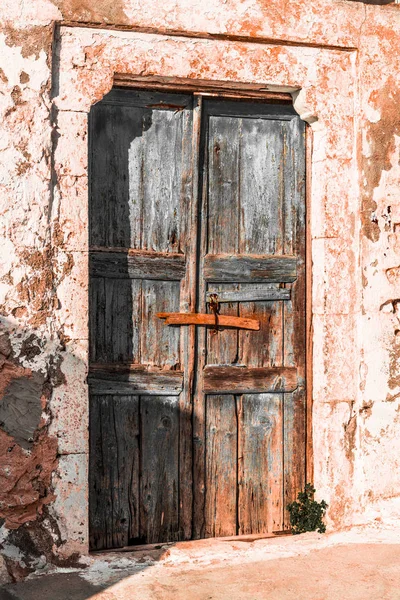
[0,0,400,581]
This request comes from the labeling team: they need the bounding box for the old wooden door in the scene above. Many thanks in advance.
[89,89,306,550]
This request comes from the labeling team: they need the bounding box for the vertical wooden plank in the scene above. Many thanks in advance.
[141,280,180,368]
[238,394,283,534]
[239,118,285,255]
[127,110,145,250]
[192,104,208,539]
[282,116,307,528]
[103,278,140,363]
[89,395,140,550]
[140,396,180,543]
[178,96,198,540]
[89,277,106,363]
[141,109,185,253]
[204,395,237,537]
[207,115,240,254]
[90,103,145,248]
[206,115,240,365]
[239,297,283,368]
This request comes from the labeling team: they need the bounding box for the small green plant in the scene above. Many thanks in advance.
[287,483,328,535]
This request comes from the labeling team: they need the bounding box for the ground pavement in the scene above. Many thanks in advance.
[1,526,400,600]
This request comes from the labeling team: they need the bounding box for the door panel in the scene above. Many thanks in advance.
[89,89,194,549]
[89,394,140,550]
[238,393,283,534]
[198,99,305,538]
[140,396,180,543]
[89,91,306,550]
[204,394,238,538]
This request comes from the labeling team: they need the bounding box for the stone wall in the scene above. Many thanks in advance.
[0,0,400,581]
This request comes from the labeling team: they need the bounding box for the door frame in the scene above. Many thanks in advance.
[52,27,361,555]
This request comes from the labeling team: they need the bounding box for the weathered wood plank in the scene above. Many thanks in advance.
[141,108,190,253]
[283,387,306,529]
[239,118,285,255]
[192,99,210,539]
[206,116,240,366]
[238,291,284,369]
[89,251,186,280]
[204,254,297,283]
[88,369,183,396]
[207,116,240,255]
[90,277,141,364]
[113,76,295,105]
[104,278,139,363]
[204,395,237,537]
[89,103,141,248]
[140,396,180,543]
[89,277,106,363]
[203,366,297,394]
[177,95,200,540]
[89,395,140,550]
[207,286,290,303]
[141,280,181,368]
[204,99,297,120]
[157,312,260,331]
[100,88,193,110]
[238,394,283,534]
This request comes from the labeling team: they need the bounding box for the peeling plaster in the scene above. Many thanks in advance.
[1,0,400,579]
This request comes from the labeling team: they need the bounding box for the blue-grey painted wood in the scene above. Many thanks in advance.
[204,254,297,283]
[207,286,291,302]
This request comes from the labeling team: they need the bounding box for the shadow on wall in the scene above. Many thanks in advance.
[0,317,172,594]
[0,316,87,581]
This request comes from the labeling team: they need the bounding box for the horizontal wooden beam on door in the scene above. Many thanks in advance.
[203,366,298,394]
[114,74,294,103]
[88,367,183,395]
[89,249,186,280]
[204,254,297,283]
[157,312,260,330]
[207,286,291,302]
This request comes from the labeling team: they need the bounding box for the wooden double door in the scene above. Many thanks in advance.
[89,88,306,551]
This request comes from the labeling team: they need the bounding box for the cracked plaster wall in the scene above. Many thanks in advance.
[0,0,400,581]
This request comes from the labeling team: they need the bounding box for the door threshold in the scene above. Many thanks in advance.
[91,530,292,555]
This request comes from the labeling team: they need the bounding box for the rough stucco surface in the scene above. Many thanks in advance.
[0,0,400,582]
